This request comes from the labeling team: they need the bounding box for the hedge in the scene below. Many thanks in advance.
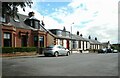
[2,47,37,53]
[2,47,14,53]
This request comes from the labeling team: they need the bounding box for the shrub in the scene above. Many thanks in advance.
[14,47,36,52]
[2,47,14,53]
[2,47,37,53]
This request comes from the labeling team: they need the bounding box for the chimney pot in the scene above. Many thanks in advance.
[77,31,79,35]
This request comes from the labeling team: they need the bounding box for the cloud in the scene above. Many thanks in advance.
[18,0,119,44]
[48,0,118,43]
[18,2,63,29]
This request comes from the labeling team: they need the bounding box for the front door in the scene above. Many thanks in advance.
[21,35,27,47]
[66,40,69,50]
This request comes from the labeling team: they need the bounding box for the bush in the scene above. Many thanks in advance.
[2,47,14,53]
[2,47,37,53]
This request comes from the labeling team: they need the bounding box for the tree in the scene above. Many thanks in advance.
[2,0,33,23]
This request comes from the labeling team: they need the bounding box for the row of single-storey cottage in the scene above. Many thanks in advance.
[0,12,110,53]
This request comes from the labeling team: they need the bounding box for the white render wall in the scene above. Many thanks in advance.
[57,39,60,45]
[76,41,78,48]
[57,39,62,45]
[63,39,67,48]
[70,40,72,50]
[98,45,100,49]
[87,42,90,49]
[84,41,86,50]
[81,41,83,50]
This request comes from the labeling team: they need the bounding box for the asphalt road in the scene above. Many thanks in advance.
[1,53,118,76]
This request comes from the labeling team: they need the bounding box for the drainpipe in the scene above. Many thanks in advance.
[0,24,2,53]
[71,22,74,53]
[46,32,48,47]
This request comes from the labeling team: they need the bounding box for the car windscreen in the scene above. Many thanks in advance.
[46,45,54,48]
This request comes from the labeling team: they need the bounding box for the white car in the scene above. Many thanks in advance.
[44,45,70,57]
[113,50,118,53]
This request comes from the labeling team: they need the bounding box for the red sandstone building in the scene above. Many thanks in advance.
[0,12,102,53]
[1,12,55,48]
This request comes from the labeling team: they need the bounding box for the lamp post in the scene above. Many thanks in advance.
[71,22,74,53]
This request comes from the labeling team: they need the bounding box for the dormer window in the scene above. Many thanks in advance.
[0,16,5,22]
[30,20,33,27]
[24,18,40,29]
[57,30,62,36]
[35,20,39,29]
[13,18,20,22]
[66,32,70,37]
[24,12,40,29]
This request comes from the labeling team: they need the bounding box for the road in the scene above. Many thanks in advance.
[1,53,118,76]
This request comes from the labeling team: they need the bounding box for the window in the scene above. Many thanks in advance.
[51,30,56,35]
[13,16,20,22]
[66,32,70,37]
[35,21,39,29]
[30,20,33,27]
[4,32,11,47]
[34,36,38,47]
[73,41,77,49]
[39,36,44,47]
[4,33,10,39]
[0,16,5,22]
[25,19,39,29]
[57,30,62,36]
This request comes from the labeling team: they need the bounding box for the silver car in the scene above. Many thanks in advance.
[44,45,70,57]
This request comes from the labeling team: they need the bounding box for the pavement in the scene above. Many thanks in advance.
[0,52,37,57]
[0,51,84,58]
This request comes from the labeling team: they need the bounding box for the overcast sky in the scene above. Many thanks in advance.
[18,0,119,44]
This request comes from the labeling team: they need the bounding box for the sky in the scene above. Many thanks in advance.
[18,0,119,44]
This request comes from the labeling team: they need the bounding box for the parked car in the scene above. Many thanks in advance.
[98,49,104,53]
[113,49,118,53]
[98,48,113,53]
[106,48,112,53]
[44,45,70,57]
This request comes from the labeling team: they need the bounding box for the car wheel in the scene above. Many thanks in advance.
[54,52,59,57]
[66,52,70,56]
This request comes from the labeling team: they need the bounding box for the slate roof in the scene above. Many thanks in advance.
[101,42,110,47]
[49,29,71,39]
[86,39,101,44]
[71,34,88,41]
[1,13,48,31]
[49,29,89,41]
[1,14,32,29]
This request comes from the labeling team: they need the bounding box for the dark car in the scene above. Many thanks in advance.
[106,49,112,53]
[98,48,112,53]
[98,49,104,53]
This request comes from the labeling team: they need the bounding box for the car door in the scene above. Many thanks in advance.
[57,46,63,55]
[60,46,66,55]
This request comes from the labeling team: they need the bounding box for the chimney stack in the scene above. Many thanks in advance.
[88,35,91,39]
[80,34,83,37]
[95,37,97,40]
[77,31,79,35]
